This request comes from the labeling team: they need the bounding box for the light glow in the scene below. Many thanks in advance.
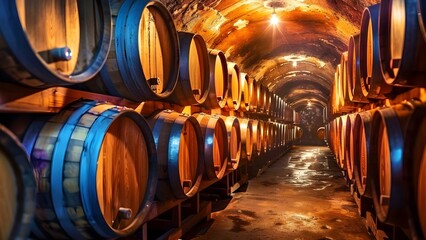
[270,13,279,25]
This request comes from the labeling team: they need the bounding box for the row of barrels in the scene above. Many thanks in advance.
[0,0,291,118]
[328,101,426,239]
[330,1,426,114]
[0,100,299,240]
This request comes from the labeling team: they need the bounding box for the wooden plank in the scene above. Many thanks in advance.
[0,82,138,112]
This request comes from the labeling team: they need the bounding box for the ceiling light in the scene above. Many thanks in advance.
[307,100,312,106]
[292,61,297,67]
[270,8,279,25]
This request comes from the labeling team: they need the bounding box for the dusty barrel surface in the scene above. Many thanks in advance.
[359,4,393,99]
[149,110,204,201]
[369,101,419,226]
[194,113,228,180]
[403,104,426,239]
[345,114,357,180]
[239,118,253,161]
[167,32,210,106]
[225,62,242,111]
[23,101,157,239]
[379,0,426,87]
[353,110,374,197]
[347,34,368,103]
[220,116,241,170]
[0,0,111,86]
[0,125,36,240]
[87,0,179,101]
[203,49,228,109]
[256,84,265,113]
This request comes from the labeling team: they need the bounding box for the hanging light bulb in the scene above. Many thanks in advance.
[307,100,312,107]
[270,8,279,25]
[292,60,297,67]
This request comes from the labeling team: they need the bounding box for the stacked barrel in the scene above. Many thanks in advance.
[328,1,426,239]
[0,1,298,239]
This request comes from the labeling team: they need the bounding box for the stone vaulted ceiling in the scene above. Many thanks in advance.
[160,0,380,110]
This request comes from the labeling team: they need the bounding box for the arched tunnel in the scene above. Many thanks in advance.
[0,0,425,239]
[164,0,378,145]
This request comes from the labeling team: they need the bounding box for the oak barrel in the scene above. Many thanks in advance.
[251,120,262,156]
[403,104,426,239]
[225,62,242,111]
[256,84,265,113]
[89,0,179,101]
[220,116,241,170]
[369,101,420,225]
[249,79,258,112]
[149,110,204,200]
[194,113,228,180]
[23,101,157,239]
[379,0,426,87]
[203,49,228,109]
[338,115,348,169]
[239,118,253,161]
[239,73,251,111]
[316,127,325,141]
[167,32,210,106]
[0,124,36,240]
[344,114,357,180]
[347,34,369,103]
[353,110,374,197]
[359,4,393,99]
[0,0,111,86]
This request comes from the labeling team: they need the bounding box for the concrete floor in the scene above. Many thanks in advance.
[187,146,373,240]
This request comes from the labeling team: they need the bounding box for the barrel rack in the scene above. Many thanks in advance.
[0,80,294,240]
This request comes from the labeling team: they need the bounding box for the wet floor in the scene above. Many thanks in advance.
[187,146,373,240]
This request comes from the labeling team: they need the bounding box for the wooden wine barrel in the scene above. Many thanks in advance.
[239,118,253,161]
[379,0,426,87]
[347,34,369,103]
[338,115,348,169]
[220,116,241,170]
[353,111,374,197]
[339,52,358,112]
[262,121,270,152]
[403,104,426,239]
[344,114,357,180]
[257,84,265,113]
[149,110,204,200]
[249,79,258,112]
[264,87,272,115]
[333,64,342,114]
[359,4,393,99]
[193,113,228,180]
[316,127,325,141]
[203,49,228,109]
[0,125,36,240]
[225,62,242,111]
[239,73,251,111]
[23,101,157,239]
[251,120,262,156]
[0,1,111,86]
[167,32,210,106]
[86,0,179,101]
[369,101,420,225]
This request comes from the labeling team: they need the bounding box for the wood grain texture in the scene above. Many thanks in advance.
[0,150,17,240]
[213,121,227,176]
[96,116,149,229]
[378,123,391,214]
[140,7,165,93]
[178,121,198,193]
[18,0,80,75]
